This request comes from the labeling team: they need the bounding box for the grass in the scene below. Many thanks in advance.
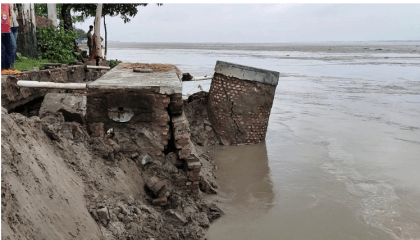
[14,56,51,72]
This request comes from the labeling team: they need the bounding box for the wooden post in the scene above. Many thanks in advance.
[94,3,103,65]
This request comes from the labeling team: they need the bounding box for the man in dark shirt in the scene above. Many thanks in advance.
[86,25,93,58]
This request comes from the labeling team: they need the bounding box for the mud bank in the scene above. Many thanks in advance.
[1,60,279,239]
[1,92,223,239]
[1,64,225,240]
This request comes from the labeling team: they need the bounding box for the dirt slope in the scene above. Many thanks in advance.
[1,107,221,240]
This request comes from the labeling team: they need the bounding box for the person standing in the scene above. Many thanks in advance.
[86,25,93,58]
[9,3,19,70]
[1,3,12,70]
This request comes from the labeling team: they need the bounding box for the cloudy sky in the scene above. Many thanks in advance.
[74,4,420,43]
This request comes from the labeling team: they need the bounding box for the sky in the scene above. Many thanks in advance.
[73,4,420,43]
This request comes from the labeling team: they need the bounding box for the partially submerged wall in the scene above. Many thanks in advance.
[208,61,279,145]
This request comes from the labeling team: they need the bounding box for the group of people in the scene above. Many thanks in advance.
[1,3,21,73]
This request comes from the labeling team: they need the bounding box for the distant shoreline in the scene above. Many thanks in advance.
[107,41,419,54]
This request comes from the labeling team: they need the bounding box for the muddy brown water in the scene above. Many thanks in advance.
[109,41,420,240]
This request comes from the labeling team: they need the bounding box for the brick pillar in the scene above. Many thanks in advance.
[208,61,279,145]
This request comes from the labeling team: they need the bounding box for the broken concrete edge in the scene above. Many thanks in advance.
[39,93,87,125]
[1,65,107,111]
[214,60,280,86]
[86,62,182,95]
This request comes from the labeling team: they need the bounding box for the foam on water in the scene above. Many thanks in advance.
[320,137,420,240]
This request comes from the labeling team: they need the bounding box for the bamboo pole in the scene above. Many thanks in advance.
[104,15,107,60]
[17,81,86,90]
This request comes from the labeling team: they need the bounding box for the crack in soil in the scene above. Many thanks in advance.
[221,81,240,142]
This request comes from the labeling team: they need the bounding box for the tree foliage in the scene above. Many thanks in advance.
[36,25,79,64]
[34,4,48,18]
[34,4,62,19]
[74,28,87,39]
[71,4,149,23]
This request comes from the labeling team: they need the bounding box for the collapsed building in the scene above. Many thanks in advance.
[1,61,279,239]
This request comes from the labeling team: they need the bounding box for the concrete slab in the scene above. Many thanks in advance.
[87,63,182,95]
[39,93,86,124]
[215,60,280,86]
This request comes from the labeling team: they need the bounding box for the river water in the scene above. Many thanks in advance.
[108,41,420,240]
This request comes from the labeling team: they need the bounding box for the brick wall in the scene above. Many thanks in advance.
[171,112,202,195]
[86,89,171,161]
[35,15,54,28]
[208,72,276,145]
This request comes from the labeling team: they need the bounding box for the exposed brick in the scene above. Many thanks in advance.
[187,161,201,170]
[152,197,167,206]
[145,176,165,195]
[208,70,277,145]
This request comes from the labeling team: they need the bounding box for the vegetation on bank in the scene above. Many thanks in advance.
[14,54,51,72]
[12,25,79,72]
[109,60,119,68]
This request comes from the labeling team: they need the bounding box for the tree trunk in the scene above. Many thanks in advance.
[47,4,57,27]
[104,15,107,60]
[94,3,103,65]
[60,4,72,31]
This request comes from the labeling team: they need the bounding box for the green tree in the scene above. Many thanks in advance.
[74,28,87,39]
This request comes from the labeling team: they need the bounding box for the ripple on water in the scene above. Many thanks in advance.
[319,137,420,240]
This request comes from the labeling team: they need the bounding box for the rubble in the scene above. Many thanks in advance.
[1,108,223,240]
[39,93,86,124]
[165,209,189,225]
[184,91,220,147]
[145,176,166,197]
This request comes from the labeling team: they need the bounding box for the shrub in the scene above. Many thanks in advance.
[36,25,78,64]
[109,60,119,69]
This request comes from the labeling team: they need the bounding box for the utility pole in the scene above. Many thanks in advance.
[94,3,103,65]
